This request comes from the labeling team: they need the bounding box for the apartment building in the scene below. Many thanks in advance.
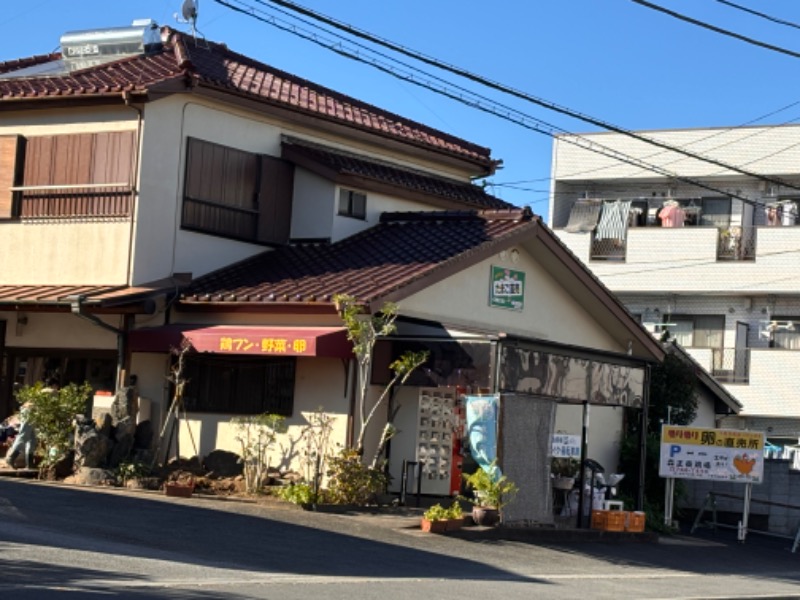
[550,125,800,445]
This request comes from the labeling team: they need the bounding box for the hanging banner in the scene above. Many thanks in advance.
[659,425,765,484]
[465,394,500,475]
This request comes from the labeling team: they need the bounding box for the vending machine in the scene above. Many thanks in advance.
[414,387,464,496]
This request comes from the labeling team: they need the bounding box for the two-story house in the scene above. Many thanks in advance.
[550,125,800,447]
[0,19,669,522]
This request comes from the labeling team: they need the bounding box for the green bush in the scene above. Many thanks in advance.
[277,481,319,505]
[19,381,92,469]
[423,503,449,521]
[325,448,388,505]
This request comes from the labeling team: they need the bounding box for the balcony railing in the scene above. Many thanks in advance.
[588,226,758,262]
[16,183,134,218]
[711,347,750,383]
[590,236,627,261]
[716,226,756,261]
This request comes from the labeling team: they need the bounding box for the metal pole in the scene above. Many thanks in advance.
[739,482,752,543]
[576,400,590,528]
[637,364,652,511]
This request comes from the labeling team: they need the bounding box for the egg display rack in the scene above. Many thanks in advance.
[416,388,457,481]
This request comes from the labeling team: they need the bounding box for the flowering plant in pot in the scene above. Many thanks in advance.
[462,462,517,527]
[551,457,579,490]
[421,503,449,533]
[445,500,465,531]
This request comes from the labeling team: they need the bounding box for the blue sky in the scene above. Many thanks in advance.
[3,1,800,217]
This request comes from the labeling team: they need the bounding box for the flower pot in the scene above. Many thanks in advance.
[446,517,464,531]
[553,476,575,490]
[164,482,194,498]
[471,506,500,527]
[420,517,448,533]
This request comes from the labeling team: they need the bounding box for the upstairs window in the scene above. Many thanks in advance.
[338,188,366,220]
[1,131,135,219]
[665,315,724,348]
[768,317,800,350]
[182,137,294,244]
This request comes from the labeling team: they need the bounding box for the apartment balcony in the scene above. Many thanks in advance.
[684,347,750,384]
[590,226,756,262]
[555,225,800,294]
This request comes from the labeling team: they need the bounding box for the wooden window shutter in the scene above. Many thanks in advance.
[91,131,135,184]
[0,135,24,218]
[257,155,294,244]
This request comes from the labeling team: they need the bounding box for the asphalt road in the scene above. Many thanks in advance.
[1,478,799,599]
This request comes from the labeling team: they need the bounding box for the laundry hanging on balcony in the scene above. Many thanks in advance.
[564,198,603,232]
[658,199,686,228]
[595,200,632,241]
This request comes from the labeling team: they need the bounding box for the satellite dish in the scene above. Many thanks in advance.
[181,0,199,23]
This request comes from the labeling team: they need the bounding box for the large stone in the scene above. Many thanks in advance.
[203,449,243,478]
[94,412,113,438]
[107,417,136,468]
[110,387,136,424]
[74,429,112,469]
[65,466,116,486]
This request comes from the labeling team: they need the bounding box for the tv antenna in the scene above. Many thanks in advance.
[175,0,200,38]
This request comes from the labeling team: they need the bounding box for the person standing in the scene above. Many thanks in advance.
[5,400,37,469]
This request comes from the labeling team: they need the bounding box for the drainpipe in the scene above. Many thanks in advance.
[122,91,143,286]
[69,295,128,390]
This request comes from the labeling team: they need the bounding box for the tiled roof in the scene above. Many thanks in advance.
[0,27,494,169]
[0,275,190,308]
[282,139,515,210]
[0,285,127,305]
[181,209,535,308]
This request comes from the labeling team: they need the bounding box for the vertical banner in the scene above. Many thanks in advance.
[465,394,500,476]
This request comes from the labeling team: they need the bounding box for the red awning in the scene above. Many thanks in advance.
[129,325,352,358]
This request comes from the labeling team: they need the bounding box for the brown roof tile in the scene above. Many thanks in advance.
[0,28,494,168]
[181,209,535,308]
[282,139,515,210]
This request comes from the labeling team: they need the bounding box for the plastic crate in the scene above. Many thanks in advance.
[605,511,626,532]
[627,511,646,532]
[591,509,607,530]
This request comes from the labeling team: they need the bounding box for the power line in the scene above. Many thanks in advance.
[716,0,800,32]
[212,0,777,207]
[631,0,800,59]
[248,0,800,199]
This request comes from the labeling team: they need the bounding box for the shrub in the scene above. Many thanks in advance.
[423,503,449,521]
[231,413,287,494]
[21,381,92,470]
[277,481,320,505]
[325,448,388,505]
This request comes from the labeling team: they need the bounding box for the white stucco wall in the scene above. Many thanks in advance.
[2,311,119,349]
[169,357,350,473]
[400,246,624,353]
[0,107,138,285]
[133,97,481,285]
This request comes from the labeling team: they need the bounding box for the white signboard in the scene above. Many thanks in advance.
[659,425,765,484]
[551,434,581,459]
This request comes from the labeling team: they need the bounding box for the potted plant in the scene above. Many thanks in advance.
[462,462,518,527]
[421,503,449,533]
[445,500,464,531]
[551,457,579,490]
